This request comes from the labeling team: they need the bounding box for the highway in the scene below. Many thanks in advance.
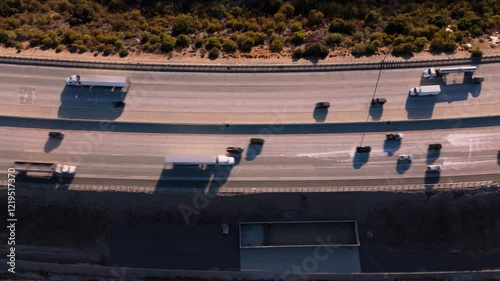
[0,63,499,123]
[1,127,499,188]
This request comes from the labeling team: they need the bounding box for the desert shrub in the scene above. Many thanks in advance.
[414,37,428,50]
[55,44,64,53]
[304,42,329,58]
[206,37,222,50]
[172,14,197,36]
[352,32,363,43]
[270,36,284,52]
[307,9,324,27]
[429,36,456,52]
[103,44,114,56]
[237,34,254,52]
[329,18,356,35]
[292,48,304,59]
[223,39,238,53]
[471,49,483,57]
[365,11,380,28]
[114,40,123,49]
[384,14,411,35]
[392,42,416,56]
[278,2,295,18]
[141,32,151,43]
[70,3,95,25]
[365,43,376,55]
[326,33,342,46]
[291,31,305,45]
[149,35,161,45]
[160,35,176,53]
[351,43,366,56]
[275,22,286,33]
[208,47,219,59]
[175,34,191,48]
[290,21,303,32]
[194,38,204,48]
[119,48,129,58]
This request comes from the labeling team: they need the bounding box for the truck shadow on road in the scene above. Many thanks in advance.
[426,149,441,165]
[368,104,383,121]
[44,138,62,153]
[14,173,75,189]
[424,171,440,185]
[383,140,401,156]
[313,108,328,123]
[245,144,263,161]
[156,165,232,194]
[58,86,127,120]
[353,152,369,169]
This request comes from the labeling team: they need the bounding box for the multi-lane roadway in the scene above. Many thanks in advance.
[1,62,499,189]
[0,63,499,123]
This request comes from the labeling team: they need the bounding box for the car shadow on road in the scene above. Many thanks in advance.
[424,171,440,185]
[368,104,383,121]
[353,152,369,169]
[58,86,127,120]
[405,95,436,119]
[426,149,441,165]
[395,159,411,174]
[44,138,62,153]
[156,165,232,195]
[383,140,401,156]
[245,144,263,161]
[497,153,500,165]
[313,108,328,123]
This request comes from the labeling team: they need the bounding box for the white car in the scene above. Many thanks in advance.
[398,154,413,161]
[427,165,442,172]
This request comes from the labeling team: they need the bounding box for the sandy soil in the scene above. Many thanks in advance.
[0,36,498,65]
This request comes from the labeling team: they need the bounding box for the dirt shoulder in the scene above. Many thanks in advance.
[1,44,499,66]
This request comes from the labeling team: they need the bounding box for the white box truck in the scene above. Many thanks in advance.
[164,155,235,166]
[409,85,441,96]
[66,74,130,88]
[422,66,477,78]
[14,161,76,177]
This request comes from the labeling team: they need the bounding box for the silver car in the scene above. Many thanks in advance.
[398,154,413,161]
[427,165,442,172]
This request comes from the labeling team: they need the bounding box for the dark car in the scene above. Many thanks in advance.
[250,138,265,145]
[386,133,404,140]
[227,146,244,153]
[356,146,371,153]
[48,131,64,138]
[315,102,330,108]
[429,143,442,150]
[112,101,126,107]
[470,76,484,84]
[371,98,387,105]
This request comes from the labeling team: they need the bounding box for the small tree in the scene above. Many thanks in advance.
[304,43,329,58]
[326,33,342,46]
[119,48,129,57]
[172,14,197,36]
[270,37,284,52]
[160,35,176,53]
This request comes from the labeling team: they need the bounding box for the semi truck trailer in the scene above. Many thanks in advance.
[14,161,77,177]
[164,155,235,166]
[422,66,477,78]
[409,85,441,96]
[66,74,130,88]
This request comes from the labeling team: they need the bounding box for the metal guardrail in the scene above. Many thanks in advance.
[0,54,499,73]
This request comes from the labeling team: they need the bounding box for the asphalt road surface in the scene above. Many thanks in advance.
[1,126,499,188]
[0,63,499,123]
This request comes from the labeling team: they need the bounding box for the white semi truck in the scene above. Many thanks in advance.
[422,66,477,78]
[66,74,130,88]
[14,161,77,177]
[164,155,235,166]
[409,85,441,96]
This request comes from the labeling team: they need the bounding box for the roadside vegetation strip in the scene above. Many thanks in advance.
[0,54,499,73]
[0,180,497,194]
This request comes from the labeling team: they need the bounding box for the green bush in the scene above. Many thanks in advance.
[329,18,356,35]
[160,35,176,53]
[114,40,123,49]
[292,48,304,59]
[471,49,483,57]
[278,2,295,18]
[119,48,129,58]
[223,39,238,53]
[392,42,416,56]
[206,37,222,50]
[141,32,151,44]
[208,47,219,59]
[351,43,366,56]
[384,14,411,35]
[237,35,254,52]
[352,32,363,43]
[429,36,456,52]
[175,34,191,48]
[149,35,161,45]
[275,22,286,34]
[270,37,284,52]
[307,9,324,27]
[371,39,382,48]
[365,11,380,28]
[291,31,305,45]
[172,14,197,36]
[326,33,342,46]
[55,45,64,53]
[290,22,303,32]
[414,37,428,50]
[103,45,114,56]
[365,43,376,55]
[304,42,329,58]
[195,38,204,48]
[70,3,95,25]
